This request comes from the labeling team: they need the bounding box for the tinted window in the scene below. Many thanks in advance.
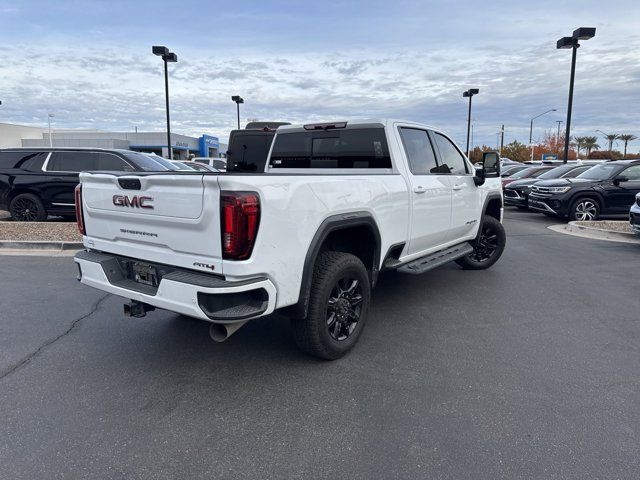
[228,133,274,172]
[433,133,468,174]
[96,153,132,171]
[48,151,97,172]
[509,167,538,179]
[399,128,438,175]
[621,165,640,180]
[270,128,391,169]
[0,151,47,171]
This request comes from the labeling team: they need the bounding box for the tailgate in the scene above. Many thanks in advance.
[79,172,223,274]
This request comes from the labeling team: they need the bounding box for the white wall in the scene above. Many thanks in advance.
[0,123,46,148]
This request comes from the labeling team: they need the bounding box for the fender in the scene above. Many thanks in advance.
[289,211,382,319]
[567,188,605,209]
[477,192,503,233]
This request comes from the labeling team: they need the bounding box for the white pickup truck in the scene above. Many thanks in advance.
[74,120,505,359]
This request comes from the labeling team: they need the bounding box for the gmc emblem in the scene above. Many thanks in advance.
[113,194,154,209]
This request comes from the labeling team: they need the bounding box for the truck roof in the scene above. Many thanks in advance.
[277,119,441,133]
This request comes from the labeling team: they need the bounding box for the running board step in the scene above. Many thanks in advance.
[397,243,474,275]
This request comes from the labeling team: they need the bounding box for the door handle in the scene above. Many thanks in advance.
[452,184,463,190]
[413,186,427,194]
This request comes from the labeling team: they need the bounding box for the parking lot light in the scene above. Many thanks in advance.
[48,113,55,147]
[557,27,596,163]
[529,109,556,161]
[463,88,479,157]
[152,45,178,159]
[231,95,244,130]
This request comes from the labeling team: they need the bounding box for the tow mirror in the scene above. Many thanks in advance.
[474,151,500,186]
[613,175,628,186]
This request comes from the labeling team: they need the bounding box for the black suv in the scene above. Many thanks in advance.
[0,148,175,221]
[503,163,594,209]
[528,160,640,220]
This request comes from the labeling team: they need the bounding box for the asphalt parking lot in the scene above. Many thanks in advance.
[1,209,639,479]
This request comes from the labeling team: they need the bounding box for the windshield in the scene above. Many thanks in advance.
[123,152,178,171]
[576,164,619,180]
[508,167,538,179]
[538,166,575,179]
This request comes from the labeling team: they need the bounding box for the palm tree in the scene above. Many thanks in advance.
[572,136,588,158]
[597,131,620,151]
[618,134,638,158]
[582,136,600,156]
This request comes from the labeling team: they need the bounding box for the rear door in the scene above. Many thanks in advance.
[398,127,452,254]
[80,172,223,273]
[43,151,94,208]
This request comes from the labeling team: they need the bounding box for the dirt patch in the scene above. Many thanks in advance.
[573,220,632,234]
[0,222,82,242]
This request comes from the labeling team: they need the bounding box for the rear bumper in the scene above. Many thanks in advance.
[74,250,277,323]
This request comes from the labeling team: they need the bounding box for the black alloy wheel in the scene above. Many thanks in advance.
[9,193,47,222]
[455,215,506,270]
[326,277,364,341]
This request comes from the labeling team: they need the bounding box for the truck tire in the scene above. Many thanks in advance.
[569,197,600,221]
[455,215,506,270]
[9,193,47,222]
[291,251,371,360]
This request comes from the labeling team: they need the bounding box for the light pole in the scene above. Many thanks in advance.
[463,88,479,157]
[556,121,563,138]
[556,121,563,157]
[529,109,556,161]
[231,96,244,130]
[499,124,504,156]
[152,46,178,159]
[596,129,617,151]
[47,113,55,147]
[557,27,596,163]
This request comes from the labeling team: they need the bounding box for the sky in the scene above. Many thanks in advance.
[1,0,639,152]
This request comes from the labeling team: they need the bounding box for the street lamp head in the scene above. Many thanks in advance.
[556,36,575,49]
[573,27,596,40]
[152,46,169,56]
[463,88,479,98]
[232,95,244,104]
[48,113,55,118]
[164,52,177,62]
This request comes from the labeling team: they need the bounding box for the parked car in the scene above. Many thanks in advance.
[0,148,174,221]
[74,119,506,359]
[630,193,640,235]
[503,164,593,209]
[501,165,555,188]
[192,157,227,171]
[528,159,640,220]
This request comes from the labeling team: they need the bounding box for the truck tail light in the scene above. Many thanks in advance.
[74,184,86,235]
[221,191,260,260]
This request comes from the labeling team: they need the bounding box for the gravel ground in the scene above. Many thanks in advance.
[574,220,633,234]
[0,221,82,242]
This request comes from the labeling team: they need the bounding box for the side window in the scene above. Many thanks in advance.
[0,151,47,171]
[48,152,98,172]
[398,128,438,175]
[96,153,133,171]
[621,165,640,181]
[433,133,469,175]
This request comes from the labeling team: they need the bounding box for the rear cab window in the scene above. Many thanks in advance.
[269,126,392,170]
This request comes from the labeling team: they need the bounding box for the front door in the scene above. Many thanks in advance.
[398,127,452,255]
[607,165,640,213]
[431,132,480,241]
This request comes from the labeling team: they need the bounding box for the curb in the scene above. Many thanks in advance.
[548,222,640,245]
[0,240,84,251]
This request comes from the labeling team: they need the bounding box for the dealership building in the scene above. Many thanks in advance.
[0,122,225,159]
